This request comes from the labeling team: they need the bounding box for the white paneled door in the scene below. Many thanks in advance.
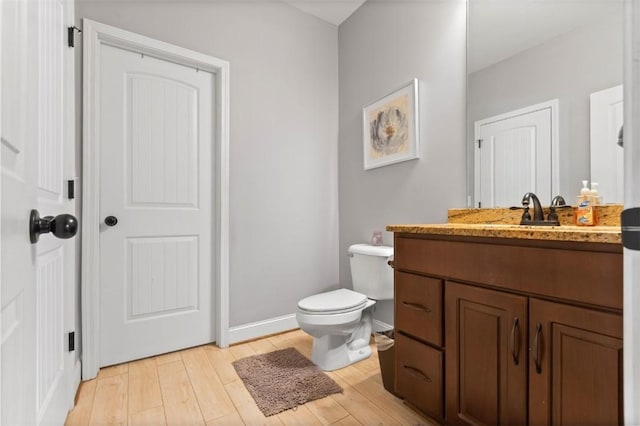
[590,85,624,204]
[474,101,557,208]
[1,0,78,424]
[99,43,216,367]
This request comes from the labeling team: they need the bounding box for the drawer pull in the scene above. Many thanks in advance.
[511,316,520,366]
[402,301,431,313]
[533,322,543,374]
[403,365,432,383]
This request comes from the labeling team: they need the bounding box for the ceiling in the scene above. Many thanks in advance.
[281,0,366,25]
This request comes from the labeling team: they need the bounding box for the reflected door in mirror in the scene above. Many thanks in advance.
[590,85,623,204]
[474,101,557,208]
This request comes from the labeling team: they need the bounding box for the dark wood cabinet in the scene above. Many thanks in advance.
[445,282,527,425]
[392,233,623,425]
[528,298,623,426]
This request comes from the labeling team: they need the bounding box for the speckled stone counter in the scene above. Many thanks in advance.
[387,205,622,244]
[448,204,623,226]
[386,223,621,244]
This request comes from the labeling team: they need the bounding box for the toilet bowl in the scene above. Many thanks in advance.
[296,244,394,371]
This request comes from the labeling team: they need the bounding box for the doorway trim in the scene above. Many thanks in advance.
[473,99,560,207]
[624,1,640,422]
[81,19,230,379]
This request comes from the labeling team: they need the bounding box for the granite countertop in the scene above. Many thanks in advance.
[387,205,623,244]
[386,223,621,244]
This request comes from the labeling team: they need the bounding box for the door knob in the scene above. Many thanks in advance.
[30,209,78,243]
[104,216,118,227]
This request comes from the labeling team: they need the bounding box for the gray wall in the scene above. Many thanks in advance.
[468,14,623,202]
[75,2,339,328]
[338,0,468,325]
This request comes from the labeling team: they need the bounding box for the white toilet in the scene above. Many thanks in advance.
[296,243,394,371]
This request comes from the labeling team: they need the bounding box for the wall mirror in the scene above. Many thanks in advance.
[467,0,624,208]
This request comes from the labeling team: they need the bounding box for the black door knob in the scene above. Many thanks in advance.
[105,216,118,227]
[30,210,78,243]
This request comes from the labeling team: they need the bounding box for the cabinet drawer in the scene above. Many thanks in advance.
[395,272,442,345]
[396,333,443,420]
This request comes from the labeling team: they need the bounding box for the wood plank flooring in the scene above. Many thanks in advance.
[65,329,437,425]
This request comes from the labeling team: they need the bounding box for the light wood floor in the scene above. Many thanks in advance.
[65,329,437,425]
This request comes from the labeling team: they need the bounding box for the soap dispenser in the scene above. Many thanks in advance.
[589,182,601,205]
[576,180,590,205]
[575,180,597,226]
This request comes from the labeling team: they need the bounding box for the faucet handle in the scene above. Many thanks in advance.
[550,195,568,207]
[510,205,531,222]
[548,195,571,222]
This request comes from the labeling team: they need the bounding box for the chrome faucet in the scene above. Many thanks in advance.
[521,192,544,222]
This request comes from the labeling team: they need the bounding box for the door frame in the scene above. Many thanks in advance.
[81,19,230,379]
[0,0,4,420]
[624,0,640,422]
[473,99,559,207]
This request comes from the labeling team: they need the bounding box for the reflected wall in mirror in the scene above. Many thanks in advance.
[468,0,624,208]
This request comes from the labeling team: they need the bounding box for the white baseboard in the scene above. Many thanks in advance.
[227,315,391,345]
[373,319,393,333]
[228,313,299,345]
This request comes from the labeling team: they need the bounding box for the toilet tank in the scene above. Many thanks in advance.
[348,244,394,300]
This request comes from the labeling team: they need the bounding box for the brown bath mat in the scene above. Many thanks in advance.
[231,347,343,416]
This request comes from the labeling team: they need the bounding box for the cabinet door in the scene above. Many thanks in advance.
[445,282,527,425]
[529,298,623,425]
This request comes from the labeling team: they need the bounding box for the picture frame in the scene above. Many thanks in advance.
[362,78,420,170]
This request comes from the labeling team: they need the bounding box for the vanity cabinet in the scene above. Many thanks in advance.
[392,233,623,425]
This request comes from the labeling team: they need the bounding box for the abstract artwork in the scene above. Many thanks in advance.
[363,79,419,170]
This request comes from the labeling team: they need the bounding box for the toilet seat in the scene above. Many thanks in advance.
[297,288,368,315]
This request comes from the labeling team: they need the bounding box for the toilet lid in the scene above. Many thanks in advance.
[298,288,368,314]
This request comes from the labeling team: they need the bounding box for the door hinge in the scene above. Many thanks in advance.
[477,139,483,148]
[67,179,75,199]
[67,26,82,48]
[68,331,75,352]
[622,207,640,250]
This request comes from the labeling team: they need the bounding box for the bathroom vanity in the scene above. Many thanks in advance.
[387,208,623,425]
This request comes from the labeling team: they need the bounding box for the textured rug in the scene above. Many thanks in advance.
[231,347,343,416]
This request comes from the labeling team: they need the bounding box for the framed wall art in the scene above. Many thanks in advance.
[362,78,420,170]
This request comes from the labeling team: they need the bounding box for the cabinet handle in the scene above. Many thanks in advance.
[510,316,520,365]
[403,365,432,383]
[402,301,431,313]
[533,322,543,374]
